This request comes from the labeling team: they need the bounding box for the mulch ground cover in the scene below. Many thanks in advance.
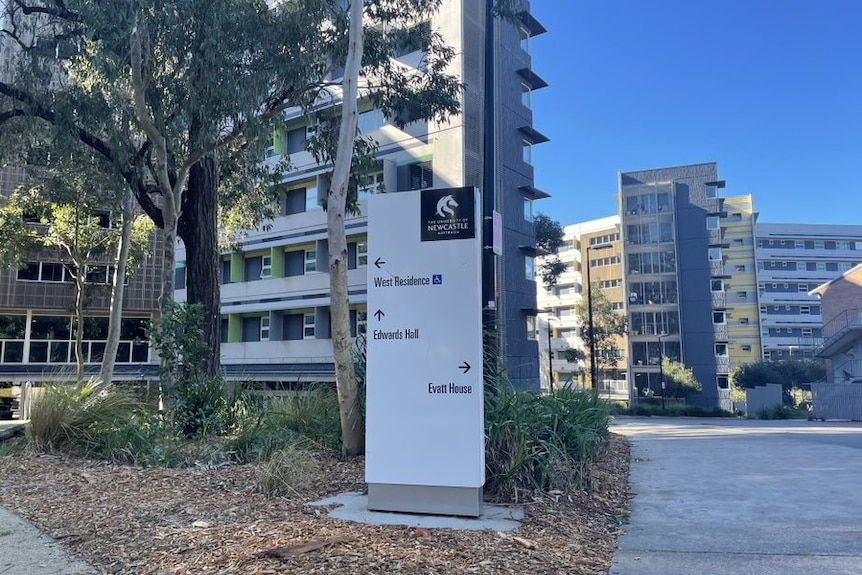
[0,434,630,574]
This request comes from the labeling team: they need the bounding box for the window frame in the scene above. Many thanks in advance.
[303,313,316,339]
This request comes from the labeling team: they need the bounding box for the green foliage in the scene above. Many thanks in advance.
[228,387,344,462]
[574,286,627,387]
[661,358,702,398]
[732,359,825,406]
[611,402,733,418]
[0,438,26,457]
[754,404,808,420]
[26,380,142,453]
[534,213,565,253]
[484,384,610,502]
[0,187,48,268]
[534,214,566,289]
[148,302,232,437]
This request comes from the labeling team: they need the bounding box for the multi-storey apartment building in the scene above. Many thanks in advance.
[175,1,549,389]
[536,216,627,398]
[620,163,732,408]
[716,194,761,375]
[0,6,162,384]
[755,223,862,360]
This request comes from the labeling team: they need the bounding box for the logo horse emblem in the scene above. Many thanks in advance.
[435,195,459,218]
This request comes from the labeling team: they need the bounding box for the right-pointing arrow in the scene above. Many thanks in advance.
[459,361,471,374]
[374,309,385,321]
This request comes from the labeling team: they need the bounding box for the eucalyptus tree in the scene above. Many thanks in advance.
[0,160,153,382]
[0,1,461,398]
[574,287,627,389]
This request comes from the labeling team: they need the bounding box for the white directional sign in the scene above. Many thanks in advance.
[366,187,484,503]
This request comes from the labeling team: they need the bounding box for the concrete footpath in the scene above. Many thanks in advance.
[610,418,862,575]
[0,506,94,574]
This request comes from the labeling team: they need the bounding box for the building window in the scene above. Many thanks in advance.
[521,83,532,109]
[357,242,368,267]
[260,316,270,341]
[705,185,718,198]
[356,310,368,337]
[717,375,730,389]
[711,279,724,292]
[303,314,316,339]
[800,306,810,314]
[305,187,320,211]
[525,255,536,281]
[519,26,530,53]
[706,216,720,230]
[526,315,537,340]
[740,317,749,325]
[763,350,771,360]
[715,343,728,356]
[260,255,272,279]
[524,198,534,222]
[305,249,317,274]
[357,108,386,134]
[522,140,533,165]
[713,311,726,324]
[708,247,723,261]
[737,291,748,300]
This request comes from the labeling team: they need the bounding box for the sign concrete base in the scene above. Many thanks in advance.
[367,483,482,518]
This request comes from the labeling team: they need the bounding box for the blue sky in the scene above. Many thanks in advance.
[529,0,862,226]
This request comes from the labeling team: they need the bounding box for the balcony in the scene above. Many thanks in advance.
[707,228,723,245]
[221,268,367,313]
[221,339,334,365]
[715,356,731,374]
[713,323,728,340]
[550,337,572,350]
[711,291,727,308]
[596,379,629,400]
[817,308,862,358]
[709,260,726,276]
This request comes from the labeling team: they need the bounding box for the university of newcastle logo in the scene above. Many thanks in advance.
[420,187,476,242]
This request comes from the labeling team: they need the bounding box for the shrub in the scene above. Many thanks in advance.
[484,384,610,502]
[257,441,324,497]
[27,380,140,450]
[228,386,343,462]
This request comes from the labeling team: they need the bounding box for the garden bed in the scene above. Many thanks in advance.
[0,434,630,574]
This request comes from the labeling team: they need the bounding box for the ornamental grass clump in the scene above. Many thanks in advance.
[27,379,142,455]
[257,440,324,497]
[484,383,610,503]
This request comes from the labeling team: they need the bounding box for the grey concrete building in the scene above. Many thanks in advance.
[178,1,549,390]
[755,223,862,360]
[620,163,730,408]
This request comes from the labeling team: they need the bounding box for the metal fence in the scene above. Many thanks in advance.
[810,383,862,421]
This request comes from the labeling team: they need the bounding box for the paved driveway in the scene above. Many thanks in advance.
[610,418,862,575]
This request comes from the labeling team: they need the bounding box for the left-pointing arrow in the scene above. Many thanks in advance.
[374,309,385,321]
[374,257,386,268]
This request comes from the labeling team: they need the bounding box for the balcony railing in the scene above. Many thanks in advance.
[822,308,862,341]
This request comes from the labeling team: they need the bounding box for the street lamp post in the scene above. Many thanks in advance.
[658,333,666,412]
[585,243,613,393]
[547,316,555,392]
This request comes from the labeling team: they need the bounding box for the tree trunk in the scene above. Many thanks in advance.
[99,186,134,387]
[328,0,365,456]
[178,154,221,378]
[74,272,86,383]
